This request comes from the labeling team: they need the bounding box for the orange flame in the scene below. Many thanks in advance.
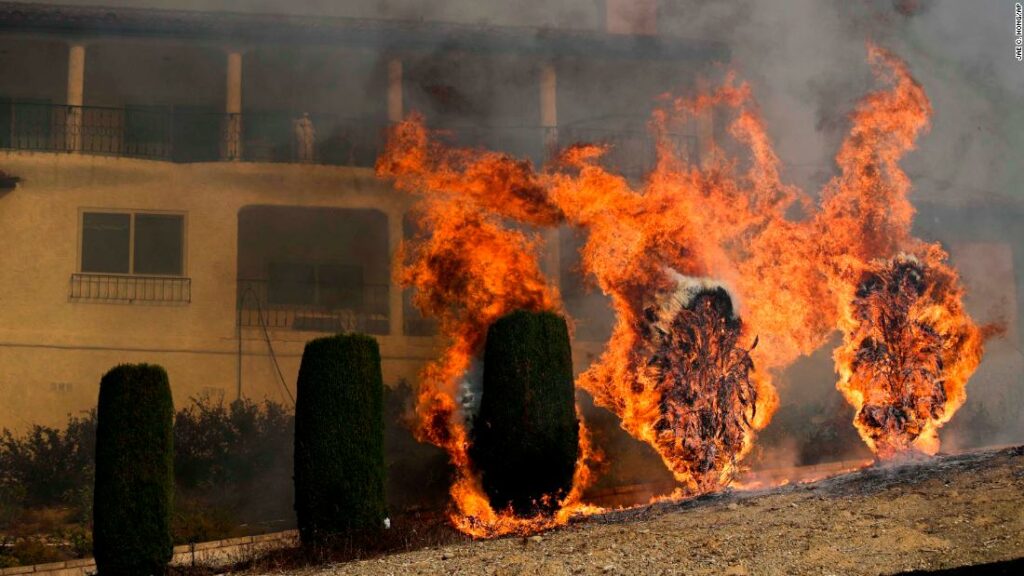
[376,43,986,535]
[818,45,983,458]
[378,120,600,537]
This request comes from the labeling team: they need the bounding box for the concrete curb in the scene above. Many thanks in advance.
[0,530,298,576]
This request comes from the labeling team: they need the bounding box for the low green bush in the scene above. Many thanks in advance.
[0,412,95,509]
[1,396,295,550]
[173,396,294,534]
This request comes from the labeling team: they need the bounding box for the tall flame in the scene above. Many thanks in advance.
[816,45,983,458]
[378,120,601,537]
[376,43,986,536]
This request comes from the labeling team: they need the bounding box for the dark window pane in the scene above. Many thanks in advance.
[268,262,315,305]
[134,214,184,275]
[318,264,363,309]
[81,212,130,273]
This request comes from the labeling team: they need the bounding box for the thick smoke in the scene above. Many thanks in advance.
[657,0,1024,456]
[37,0,1017,459]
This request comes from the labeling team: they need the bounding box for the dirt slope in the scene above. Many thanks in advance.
[284,446,1024,576]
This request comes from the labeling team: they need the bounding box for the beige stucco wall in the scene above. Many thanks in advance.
[0,150,446,430]
[0,149,611,432]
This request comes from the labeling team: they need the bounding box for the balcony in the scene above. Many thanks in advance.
[0,101,388,166]
[237,279,390,335]
[0,101,695,176]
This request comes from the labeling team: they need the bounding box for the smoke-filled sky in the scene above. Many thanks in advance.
[9,0,1019,456]
[31,0,1022,205]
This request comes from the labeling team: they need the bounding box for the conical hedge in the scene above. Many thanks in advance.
[471,310,579,515]
[294,333,387,545]
[93,364,174,576]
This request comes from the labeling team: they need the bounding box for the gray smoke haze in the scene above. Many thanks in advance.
[30,0,1021,454]
[31,1,1021,199]
[32,0,1018,208]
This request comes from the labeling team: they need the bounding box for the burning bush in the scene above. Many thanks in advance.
[93,364,174,576]
[835,253,982,458]
[376,43,988,533]
[470,310,579,516]
[294,334,387,545]
[633,279,764,492]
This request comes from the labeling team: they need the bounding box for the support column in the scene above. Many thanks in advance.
[539,62,560,290]
[65,43,86,152]
[225,50,243,160]
[540,62,558,152]
[387,57,403,123]
[388,210,406,337]
[386,60,407,335]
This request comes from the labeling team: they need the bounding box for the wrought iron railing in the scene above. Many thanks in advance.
[233,111,386,167]
[0,101,696,173]
[0,102,387,166]
[237,279,390,335]
[70,273,191,303]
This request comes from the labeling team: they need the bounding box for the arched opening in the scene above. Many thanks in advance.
[236,205,390,335]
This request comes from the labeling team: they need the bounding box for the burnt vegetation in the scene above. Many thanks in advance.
[847,256,971,456]
[640,286,760,491]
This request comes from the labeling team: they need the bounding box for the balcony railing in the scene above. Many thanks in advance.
[0,102,389,166]
[0,101,695,174]
[70,273,191,303]
[237,279,390,335]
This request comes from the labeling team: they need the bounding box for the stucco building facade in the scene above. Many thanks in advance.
[0,1,720,429]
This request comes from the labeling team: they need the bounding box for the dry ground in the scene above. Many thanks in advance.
[272,446,1023,576]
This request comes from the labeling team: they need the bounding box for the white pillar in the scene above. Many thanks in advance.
[387,57,403,123]
[225,50,243,160]
[388,210,406,337]
[65,43,86,152]
[539,62,560,290]
[540,62,557,151]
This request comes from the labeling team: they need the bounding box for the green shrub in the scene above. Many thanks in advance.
[172,495,237,545]
[93,364,174,576]
[294,334,386,545]
[1,397,295,548]
[471,310,579,515]
[1,537,64,566]
[173,396,294,534]
[0,412,95,509]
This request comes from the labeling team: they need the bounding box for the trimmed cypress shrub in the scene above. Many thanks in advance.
[294,333,386,545]
[471,310,579,516]
[93,364,174,576]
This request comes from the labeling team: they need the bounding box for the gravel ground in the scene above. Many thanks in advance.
[272,446,1023,576]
